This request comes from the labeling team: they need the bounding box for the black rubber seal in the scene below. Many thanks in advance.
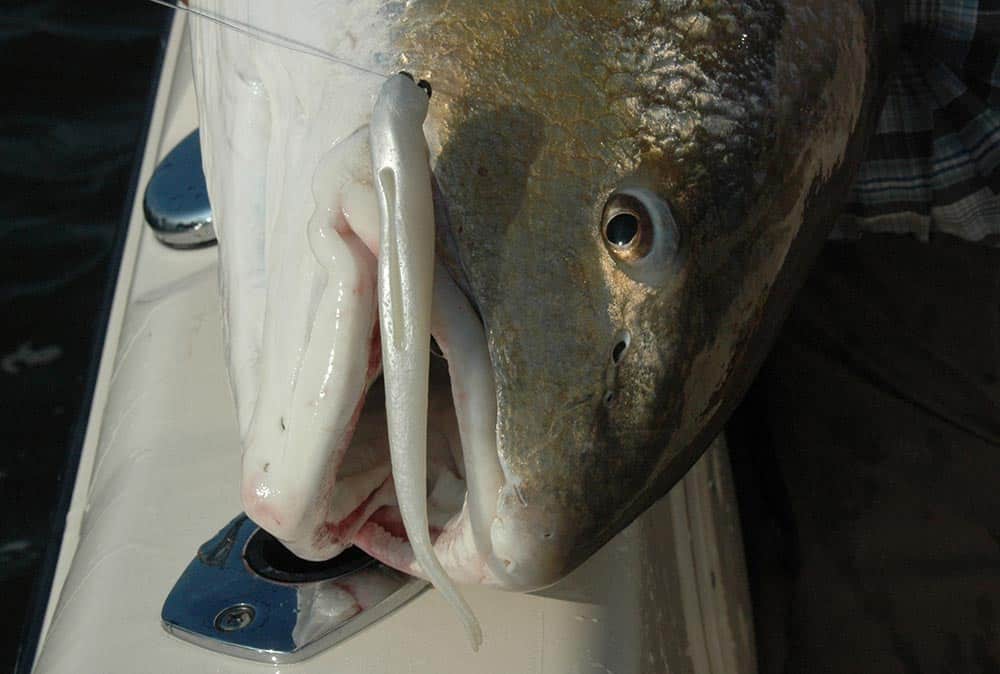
[243,528,375,584]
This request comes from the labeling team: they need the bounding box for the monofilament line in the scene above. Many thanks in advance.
[145,0,391,80]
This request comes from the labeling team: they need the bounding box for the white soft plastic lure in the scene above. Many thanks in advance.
[370,74,482,649]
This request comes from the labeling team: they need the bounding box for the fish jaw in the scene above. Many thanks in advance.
[239,131,386,561]
[189,0,398,561]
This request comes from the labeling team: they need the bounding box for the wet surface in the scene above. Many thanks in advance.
[0,2,168,671]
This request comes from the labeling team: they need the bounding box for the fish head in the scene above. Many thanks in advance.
[190,0,896,595]
[407,0,893,583]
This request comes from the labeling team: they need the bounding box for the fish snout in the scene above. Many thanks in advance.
[489,484,574,590]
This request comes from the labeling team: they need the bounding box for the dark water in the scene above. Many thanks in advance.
[0,2,169,671]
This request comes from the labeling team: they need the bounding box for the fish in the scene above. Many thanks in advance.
[187,0,902,646]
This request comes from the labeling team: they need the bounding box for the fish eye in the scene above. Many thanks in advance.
[601,193,653,262]
[600,188,679,285]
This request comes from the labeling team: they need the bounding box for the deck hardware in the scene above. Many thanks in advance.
[162,514,427,663]
[143,129,216,248]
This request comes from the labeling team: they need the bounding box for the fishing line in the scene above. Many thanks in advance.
[145,0,391,81]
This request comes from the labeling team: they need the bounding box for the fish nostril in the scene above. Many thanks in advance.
[611,330,631,365]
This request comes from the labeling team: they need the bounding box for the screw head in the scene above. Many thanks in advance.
[214,604,255,632]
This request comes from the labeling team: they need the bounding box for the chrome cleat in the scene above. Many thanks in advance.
[161,514,427,664]
[143,130,215,248]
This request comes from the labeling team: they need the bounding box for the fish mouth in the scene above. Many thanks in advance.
[348,360,491,583]
[321,288,497,586]
[240,180,507,585]
[239,79,565,602]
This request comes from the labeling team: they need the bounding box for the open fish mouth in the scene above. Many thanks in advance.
[234,76,544,647]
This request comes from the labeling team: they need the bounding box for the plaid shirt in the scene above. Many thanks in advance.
[832,0,1000,243]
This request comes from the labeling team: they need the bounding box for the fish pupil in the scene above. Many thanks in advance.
[605,212,639,247]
